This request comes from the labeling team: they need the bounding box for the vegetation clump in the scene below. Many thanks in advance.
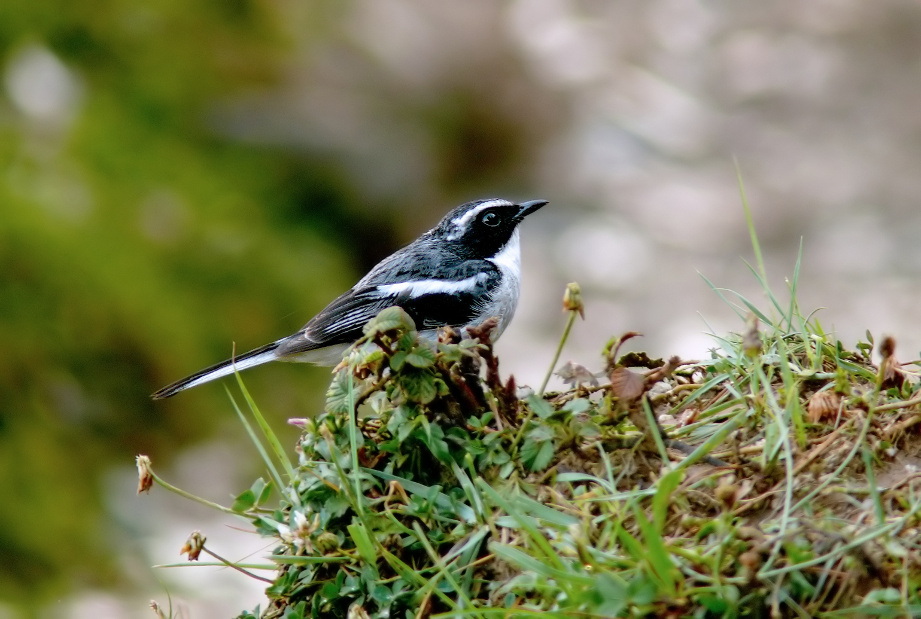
[142,249,921,618]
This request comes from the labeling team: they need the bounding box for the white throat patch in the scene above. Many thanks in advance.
[488,228,521,275]
[479,228,522,337]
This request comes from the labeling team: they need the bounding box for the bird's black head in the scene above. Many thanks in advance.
[435,198,548,259]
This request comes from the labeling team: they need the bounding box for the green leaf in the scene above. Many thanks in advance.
[520,438,539,469]
[577,422,601,439]
[371,583,394,605]
[420,417,450,462]
[386,405,412,441]
[626,574,659,605]
[231,489,256,513]
[405,346,436,368]
[325,493,352,519]
[390,350,407,371]
[521,436,554,471]
[399,368,438,404]
[347,523,378,567]
[526,424,554,442]
[365,468,477,524]
[396,331,416,351]
[437,343,464,362]
[244,477,273,508]
[394,409,419,443]
[363,306,416,336]
[256,480,273,506]
[593,572,629,617]
[533,440,555,471]
[698,594,729,612]
[562,398,591,415]
[526,394,555,419]
[325,370,353,414]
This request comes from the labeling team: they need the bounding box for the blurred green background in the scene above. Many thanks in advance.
[1,0,338,611]
[5,0,921,616]
[0,1,560,616]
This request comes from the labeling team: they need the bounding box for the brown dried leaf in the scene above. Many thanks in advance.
[808,390,841,423]
[136,455,153,495]
[644,356,681,384]
[556,361,600,387]
[180,530,206,561]
[605,332,645,370]
[743,314,762,358]
[467,317,500,343]
[438,325,460,344]
[715,475,741,508]
[610,367,645,401]
[879,335,906,390]
[879,335,896,359]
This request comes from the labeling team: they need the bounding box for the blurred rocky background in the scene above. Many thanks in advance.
[3,0,920,616]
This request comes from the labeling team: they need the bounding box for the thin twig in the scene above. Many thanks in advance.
[539,309,578,396]
[202,547,274,584]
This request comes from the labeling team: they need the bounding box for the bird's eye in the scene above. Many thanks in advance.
[481,212,500,227]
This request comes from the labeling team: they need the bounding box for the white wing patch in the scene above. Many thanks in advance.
[376,272,489,298]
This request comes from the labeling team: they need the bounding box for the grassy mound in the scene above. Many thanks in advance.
[141,209,921,618]
[144,289,921,618]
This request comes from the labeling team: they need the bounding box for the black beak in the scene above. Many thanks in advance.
[518,199,549,218]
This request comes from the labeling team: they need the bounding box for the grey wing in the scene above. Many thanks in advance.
[275,258,501,358]
[274,288,394,357]
[360,257,502,329]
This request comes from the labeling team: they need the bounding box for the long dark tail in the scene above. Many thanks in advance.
[151,341,281,400]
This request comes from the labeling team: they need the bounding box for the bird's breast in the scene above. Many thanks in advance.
[478,230,522,339]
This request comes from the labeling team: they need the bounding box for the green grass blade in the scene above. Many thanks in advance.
[346,363,363,515]
[740,259,786,322]
[699,272,745,321]
[487,543,593,587]
[475,479,565,570]
[652,469,682,532]
[735,159,766,282]
[365,468,477,524]
[451,460,486,522]
[633,505,678,596]
[787,237,804,331]
[232,370,295,482]
[225,386,285,497]
[412,521,477,613]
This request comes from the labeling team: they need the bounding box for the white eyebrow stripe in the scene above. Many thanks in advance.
[376,273,488,298]
[450,199,514,231]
